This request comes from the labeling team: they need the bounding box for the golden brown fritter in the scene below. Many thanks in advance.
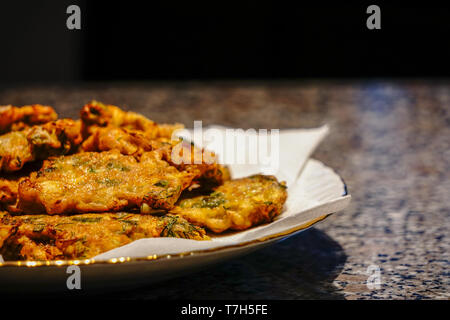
[0,176,19,207]
[171,175,287,233]
[27,119,82,154]
[126,137,223,188]
[0,119,82,172]
[0,164,41,213]
[0,213,209,260]
[17,150,195,214]
[0,130,31,172]
[180,164,232,196]
[80,100,183,138]
[0,104,57,134]
[79,101,224,189]
[80,126,153,155]
[170,140,231,191]
[156,139,217,178]
[80,127,228,190]
[81,100,154,131]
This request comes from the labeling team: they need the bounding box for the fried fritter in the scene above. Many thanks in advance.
[171,175,287,233]
[80,126,153,155]
[157,138,218,178]
[81,127,226,186]
[0,164,41,212]
[81,100,153,130]
[0,213,209,260]
[0,130,31,172]
[80,100,183,138]
[180,164,232,197]
[17,150,195,214]
[80,127,229,190]
[0,176,19,207]
[79,101,225,189]
[0,119,82,172]
[0,104,57,134]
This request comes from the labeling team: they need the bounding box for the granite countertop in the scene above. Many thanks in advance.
[0,80,448,299]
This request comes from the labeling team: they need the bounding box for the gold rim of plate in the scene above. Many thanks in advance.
[0,214,331,268]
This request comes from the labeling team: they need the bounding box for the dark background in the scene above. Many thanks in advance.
[0,1,450,84]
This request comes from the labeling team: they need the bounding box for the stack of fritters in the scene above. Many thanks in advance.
[0,102,287,261]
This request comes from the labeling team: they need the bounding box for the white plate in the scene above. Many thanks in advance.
[0,158,350,293]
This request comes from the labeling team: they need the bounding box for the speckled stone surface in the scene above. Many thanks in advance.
[0,81,448,299]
